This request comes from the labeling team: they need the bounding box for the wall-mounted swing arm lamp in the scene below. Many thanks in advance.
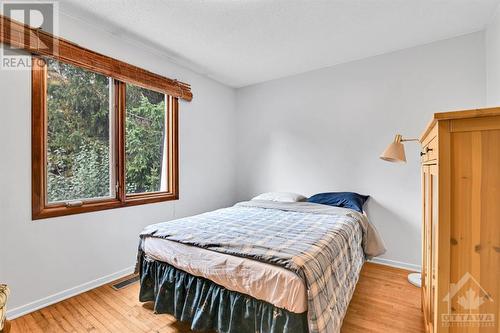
[379,133,422,288]
[379,134,420,163]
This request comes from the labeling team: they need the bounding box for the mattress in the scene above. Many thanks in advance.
[143,236,308,313]
[139,200,386,333]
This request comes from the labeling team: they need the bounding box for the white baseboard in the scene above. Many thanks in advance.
[369,257,421,272]
[6,266,135,320]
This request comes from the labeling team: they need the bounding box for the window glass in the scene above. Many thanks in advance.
[125,83,167,194]
[46,59,114,203]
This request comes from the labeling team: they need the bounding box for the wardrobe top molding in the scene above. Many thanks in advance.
[420,107,500,141]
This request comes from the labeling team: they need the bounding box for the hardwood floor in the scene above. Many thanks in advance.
[341,263,425,333]
[10,263,424,333]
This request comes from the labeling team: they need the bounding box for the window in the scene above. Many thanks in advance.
[125,84,168,195]
[46,59,114,204]
[32,57,179,219]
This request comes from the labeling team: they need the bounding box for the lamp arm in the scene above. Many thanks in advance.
[400,138,419,143]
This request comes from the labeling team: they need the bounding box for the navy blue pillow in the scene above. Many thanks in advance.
[307,192,369,212]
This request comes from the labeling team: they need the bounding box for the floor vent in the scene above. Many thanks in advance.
[112,275,140,290]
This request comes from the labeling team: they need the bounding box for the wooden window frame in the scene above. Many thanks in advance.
[32,56,179,220]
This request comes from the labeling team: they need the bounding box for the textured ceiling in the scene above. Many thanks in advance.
[59,0,500,87]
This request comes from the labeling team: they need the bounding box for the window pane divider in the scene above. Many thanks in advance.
[116,80,126,204]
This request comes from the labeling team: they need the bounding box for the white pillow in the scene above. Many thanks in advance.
[251,192,306,203]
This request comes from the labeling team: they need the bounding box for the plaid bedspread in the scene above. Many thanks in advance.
[138,200,375,333]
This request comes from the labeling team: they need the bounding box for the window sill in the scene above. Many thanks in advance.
[32,194,178,220]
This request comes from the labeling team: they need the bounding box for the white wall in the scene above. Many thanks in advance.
[235,32,486,269]
[486,6,500,105]
[0,13,236,317]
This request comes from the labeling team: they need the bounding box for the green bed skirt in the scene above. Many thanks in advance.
[138,253,309,333]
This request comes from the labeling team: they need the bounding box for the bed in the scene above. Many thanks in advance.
[136,200,385,333]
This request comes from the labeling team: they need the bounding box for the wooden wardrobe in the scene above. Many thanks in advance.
[420,107,500,333]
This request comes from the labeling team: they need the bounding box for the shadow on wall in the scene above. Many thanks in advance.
[365,197,421,265]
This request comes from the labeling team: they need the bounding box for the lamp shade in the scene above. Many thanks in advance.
[380,134,407,163]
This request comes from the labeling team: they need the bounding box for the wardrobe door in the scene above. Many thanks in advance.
[422,165,434,332]
[429,164,439,331]
[449,128,500,333]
